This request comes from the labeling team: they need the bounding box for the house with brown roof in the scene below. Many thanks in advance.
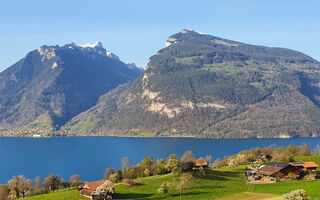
[80,180,115,199]
[194,158,209,168]
[289,162,319,172]
[257,162,300,181]
[289,162,319,179]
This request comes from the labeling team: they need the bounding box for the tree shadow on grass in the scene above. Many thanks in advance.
[192,170,243,181]
[191,185,225,190]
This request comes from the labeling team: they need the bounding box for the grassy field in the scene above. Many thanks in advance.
[114,170,247,200]
[24,168,320,200]
[253,179,320,200]
[293,155,320,166]
[24,190,88,200]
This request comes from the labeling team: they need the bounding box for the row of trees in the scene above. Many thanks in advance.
[0,174,83,200]
[104,151,212,183]
[213,144,318,168]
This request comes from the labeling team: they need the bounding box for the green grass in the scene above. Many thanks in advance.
[174,56,203,65]
[23,167,320,200]
[114,170,248,200]
[14,113,55,132]
[216,165,248,172]
[70,116,93,132]
[293,155,320,166]
[24,190,87,200]
[253,179,320,200]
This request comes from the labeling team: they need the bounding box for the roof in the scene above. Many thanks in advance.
[80,180,115,194]
[267,162,289,168]
[290,161,319,168]
[195,158,208,167]
[257,165,283,176]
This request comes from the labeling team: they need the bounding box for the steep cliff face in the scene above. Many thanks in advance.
[65,30,320,138]
[0,42,143,135]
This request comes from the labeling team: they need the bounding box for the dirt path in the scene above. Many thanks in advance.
[218,192,282,200]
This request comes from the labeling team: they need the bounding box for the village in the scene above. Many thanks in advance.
[76,145,320,200]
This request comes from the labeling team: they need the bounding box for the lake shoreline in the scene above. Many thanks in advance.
[1,137,320,184]
[0,134,320,140]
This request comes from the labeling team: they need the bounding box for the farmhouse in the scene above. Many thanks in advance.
[289,161,319,172]
[80,180,115,199]
[289,161,319,179]
[257,162,300,180]
[194,158,209,168]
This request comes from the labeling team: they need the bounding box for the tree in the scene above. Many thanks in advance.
[117,170,123,181]
[298,144,311,156]
[180,151,195,172]
[92,180,115,200]
[167,154,179,161]
[34,176,41,190]
[104,168,115,179]
[283,189,308,200]
[181,151,195,163]
[156,159,167,175]
[60,180,70,190]
[205,155,212,166]
[125,167,139,179]
[166,158,181,181]
[213,158,227,168]
[314,144,320,154]
[108,174,120,183]
[8,176,32,198]
[157,181,170,198]
[140,156,154,173]
[69,175,82,189]
[177,173,193,200]
[122,157,132,172]
[43,174,61,192]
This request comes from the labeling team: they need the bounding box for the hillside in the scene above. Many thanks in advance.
[0,42,143,136]
[65,29,320,138]
[24,169,320,200]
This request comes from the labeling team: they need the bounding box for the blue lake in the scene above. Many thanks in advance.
[1,136,320,184]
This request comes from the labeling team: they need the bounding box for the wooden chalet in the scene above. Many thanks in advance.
[289,162,319,172]
[257,162,300,180]
[289,161,319,179]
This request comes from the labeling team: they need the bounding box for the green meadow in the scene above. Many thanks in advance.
[24,166,320,200]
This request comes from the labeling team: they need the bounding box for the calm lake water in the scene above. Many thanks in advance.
[1,136,320,184]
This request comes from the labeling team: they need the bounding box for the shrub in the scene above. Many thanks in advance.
[122,179,139,186]
[108,174,121,183]
[283,189,308,200]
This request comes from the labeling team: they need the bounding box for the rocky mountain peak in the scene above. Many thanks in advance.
[80,41,103,49]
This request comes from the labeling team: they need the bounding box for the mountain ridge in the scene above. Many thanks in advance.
[0,42,143,136]
[63,29,320,138]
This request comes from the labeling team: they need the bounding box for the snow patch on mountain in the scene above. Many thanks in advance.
[80,42,103,48]
[106,51,120,61]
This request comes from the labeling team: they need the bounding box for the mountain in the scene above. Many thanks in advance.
[64,29,320,138]
[0,42,143,135]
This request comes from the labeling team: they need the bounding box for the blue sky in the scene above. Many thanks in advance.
[0,0,319,71]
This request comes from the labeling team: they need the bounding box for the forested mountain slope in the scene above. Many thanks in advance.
[0,42,143,135]
[65,29,320,138]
